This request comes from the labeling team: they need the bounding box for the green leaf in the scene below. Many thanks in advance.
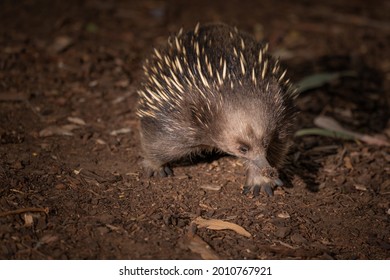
[296,71,356,94]
[86,23,98,33]
[295,116,390,146]
[294,128,357,140]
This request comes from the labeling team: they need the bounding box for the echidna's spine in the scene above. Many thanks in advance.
[137,23,295,120]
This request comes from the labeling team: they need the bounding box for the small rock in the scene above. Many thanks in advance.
[310,215,321,223]
[55,183,66,190]
[275,226,291,238]
[95,213,114,224]
[89,80,98,87]
[354,184,367,191]
[36,216,47,230]
[11,160,24,170]
[290,233,307,244]
[96,226,109,235]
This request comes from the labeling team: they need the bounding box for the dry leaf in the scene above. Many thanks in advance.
[23,213,34,227]
[360,134,390,147]
[106,224,121,231]
[194,217,252,237]
[200,184,221,191]
[67,116,86,126]
[50,36,73,53]
[110,128,131,136]
[40,235,59,244]
[39,124,79,137]
[184,232,220,260]
[344,157,353,169]
[277,212,291,219]
[96,139,106,145]
[73,169,82,175]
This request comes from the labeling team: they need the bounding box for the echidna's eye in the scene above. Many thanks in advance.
[238,144,250,154]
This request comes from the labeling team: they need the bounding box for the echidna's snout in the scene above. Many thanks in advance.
[252,154,282,184]
[252,155,270,170]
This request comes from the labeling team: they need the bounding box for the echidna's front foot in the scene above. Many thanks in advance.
[142,159,173,178]
[145,166,173,177]
[243,183,272,197]
[244,162,283,197]
[242,177,283,197]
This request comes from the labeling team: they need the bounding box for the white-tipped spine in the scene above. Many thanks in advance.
[140,25,294,122]
[240,53,246,75]
[197,57,209,88]
[251,68,256,85]
[258,49,263,64]
[261,59,268,79]
[154,49,162,60]
[194,22,200,35]
[240,38,245,50]
[222,59,227,80]
[175,37,180,50]
[278,69,287,82]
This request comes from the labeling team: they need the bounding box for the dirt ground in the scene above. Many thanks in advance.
[1,0,389,260]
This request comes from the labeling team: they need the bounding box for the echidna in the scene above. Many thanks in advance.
[137,23,297,196]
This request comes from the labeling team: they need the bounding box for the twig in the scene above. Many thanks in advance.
[0,207,49,218]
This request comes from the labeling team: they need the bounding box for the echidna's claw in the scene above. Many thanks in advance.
[275,178,283,187]
[163,166,173,177]
[143,161,173,178]
[242,185,253,195]
[262,183,274,196]
[242,183,274,197]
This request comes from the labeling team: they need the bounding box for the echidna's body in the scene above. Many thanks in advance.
[137,23,296,196]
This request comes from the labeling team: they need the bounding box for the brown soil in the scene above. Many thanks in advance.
[1,0,389,260]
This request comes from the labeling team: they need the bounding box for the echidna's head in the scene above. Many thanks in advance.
[212,82,295,170]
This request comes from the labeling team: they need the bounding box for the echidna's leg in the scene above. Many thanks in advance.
[141,157,173,178]
[243,161,283,197]
[139,120,179,177]
[140,133,188,178]
[139,118,200,177]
